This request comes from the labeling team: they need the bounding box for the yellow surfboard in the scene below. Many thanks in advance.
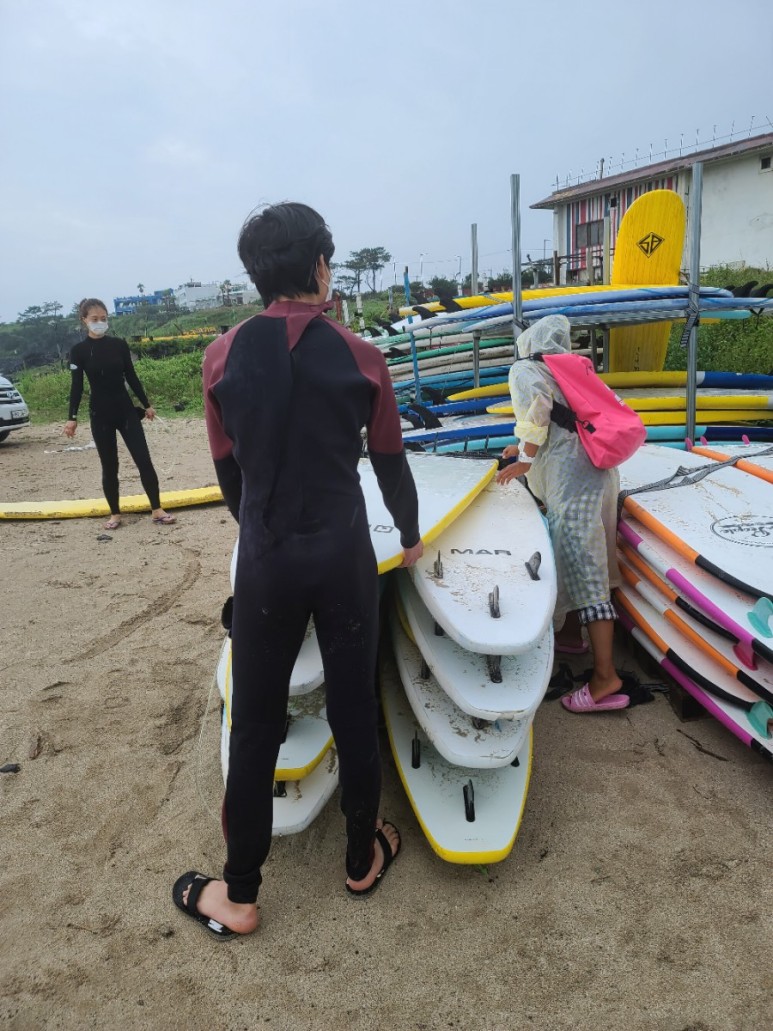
[608,190,686,374]
[486,400,773,426]
[399,282,673,317]
[0,485,224,520]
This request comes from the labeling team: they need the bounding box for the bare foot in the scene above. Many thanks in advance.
[182,878,260,935]
[588,671,624,702]
[104,516,121,530]
[345,819,401,893]
[151,508,176,525]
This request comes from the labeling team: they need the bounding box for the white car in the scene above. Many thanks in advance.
[0,374,30,442]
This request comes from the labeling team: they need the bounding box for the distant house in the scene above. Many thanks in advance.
[532,131,773,284]
[113,289,172,315]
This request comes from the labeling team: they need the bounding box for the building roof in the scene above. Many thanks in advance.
[531,131,773,210]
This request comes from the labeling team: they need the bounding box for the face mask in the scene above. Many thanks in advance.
[320,273,333,302]
[88,321,109,337]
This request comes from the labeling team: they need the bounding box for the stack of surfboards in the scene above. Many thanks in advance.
[616,442,773,759]
[381,479,557,864]
[216,452,499,835]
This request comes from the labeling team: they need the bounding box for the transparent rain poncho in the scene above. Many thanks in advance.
[508,316,619,625]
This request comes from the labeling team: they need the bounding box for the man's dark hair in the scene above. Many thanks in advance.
[237,202,335,305]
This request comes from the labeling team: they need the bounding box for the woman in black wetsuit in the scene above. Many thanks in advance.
[63,298,175,529]
[172,202,423,940]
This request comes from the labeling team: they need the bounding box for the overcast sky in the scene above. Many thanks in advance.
[1,0,771,322]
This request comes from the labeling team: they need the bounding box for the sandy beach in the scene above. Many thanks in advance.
[1,419,770,1031]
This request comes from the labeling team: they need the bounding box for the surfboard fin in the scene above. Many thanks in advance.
[433,552,444,579]
[747,700,773,739]
[463,780,475,822]
[486,655,503,684]
[747,597,773,638]
[524,552,542,581]
[488,585,501,618]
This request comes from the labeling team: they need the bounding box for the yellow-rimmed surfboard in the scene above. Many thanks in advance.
[608,190,686,373]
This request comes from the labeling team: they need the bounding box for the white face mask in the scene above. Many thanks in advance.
[88,321,109,337]
[320,273,333,302]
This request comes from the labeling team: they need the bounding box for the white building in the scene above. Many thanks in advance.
[173,281,261,310]
[173,281,222,311]
[532,131,773,284]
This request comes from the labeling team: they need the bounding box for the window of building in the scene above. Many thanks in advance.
[761,155,772,172]
[576,219,603,248]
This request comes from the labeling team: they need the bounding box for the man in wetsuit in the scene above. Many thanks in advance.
[172,203,422,939]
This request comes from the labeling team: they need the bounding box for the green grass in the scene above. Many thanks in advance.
[17,352,206,422]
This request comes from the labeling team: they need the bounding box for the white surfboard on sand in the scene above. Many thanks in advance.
[409,480,556,654]
[618,443,773,598]
[380,660,532,864]
[220,708,338,837]
[394,571,553,719]
[389,607,531,768]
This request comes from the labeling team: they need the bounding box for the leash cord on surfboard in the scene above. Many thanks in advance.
[617,446,773,519]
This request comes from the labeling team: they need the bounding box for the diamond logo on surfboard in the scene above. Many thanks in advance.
[710,516,773,547]
[637,232,665,257]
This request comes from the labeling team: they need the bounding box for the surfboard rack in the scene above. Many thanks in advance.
[463,780,475,822]
[486,654,503,684]
[488,585,501,618]
[525,552,542,581]
[273,781,287,798]
[411,732,421,769]
[433,552,444,579]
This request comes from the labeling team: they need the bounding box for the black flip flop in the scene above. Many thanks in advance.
[345,822,401,898]
[172,871,238,940]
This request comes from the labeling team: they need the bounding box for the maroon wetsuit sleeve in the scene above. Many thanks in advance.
[202,335,242,522]
[356,340,420,548]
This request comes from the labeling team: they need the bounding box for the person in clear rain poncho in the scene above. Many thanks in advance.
[496,315,628,713]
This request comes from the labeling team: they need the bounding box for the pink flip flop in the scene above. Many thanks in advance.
[561,684,629,713]
[555,641,590,655]
[152,514,176,525]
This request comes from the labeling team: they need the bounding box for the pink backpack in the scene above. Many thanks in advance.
[534,352,646,469]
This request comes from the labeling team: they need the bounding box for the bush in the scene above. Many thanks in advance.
[17,351,206,422]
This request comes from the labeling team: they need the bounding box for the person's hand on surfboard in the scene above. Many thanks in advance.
[401,540,424,567]
[496,462,530,485]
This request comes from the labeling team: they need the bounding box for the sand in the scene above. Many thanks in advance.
[1,420,771,1031]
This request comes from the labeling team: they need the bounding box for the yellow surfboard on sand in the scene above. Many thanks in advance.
[608,190,686,373]
[0,485,224,520]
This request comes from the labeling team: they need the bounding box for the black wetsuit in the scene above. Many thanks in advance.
[203,300,419,904]
[68,336,160,513]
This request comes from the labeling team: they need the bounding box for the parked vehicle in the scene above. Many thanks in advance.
[0,374,30,442]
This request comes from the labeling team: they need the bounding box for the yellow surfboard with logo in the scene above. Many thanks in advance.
[608,190,686,373]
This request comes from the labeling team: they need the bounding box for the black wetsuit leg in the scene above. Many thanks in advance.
[224,500,381,904]
[90,412,121,514]
[90,406,161,512]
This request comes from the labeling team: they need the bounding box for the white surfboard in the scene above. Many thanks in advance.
[389,607,531,768]
[616,557,773,703]
[380,661,532,864]
[618,443,773,598]
[401,413,514,442]
[394,570,553,719]
[615,583,766,711]
[216,627,323,702]
[220,680,333,781]
[619,515,773,667]
[362,452,498,572]
[228,454,496,579]
[408,480,556,654]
